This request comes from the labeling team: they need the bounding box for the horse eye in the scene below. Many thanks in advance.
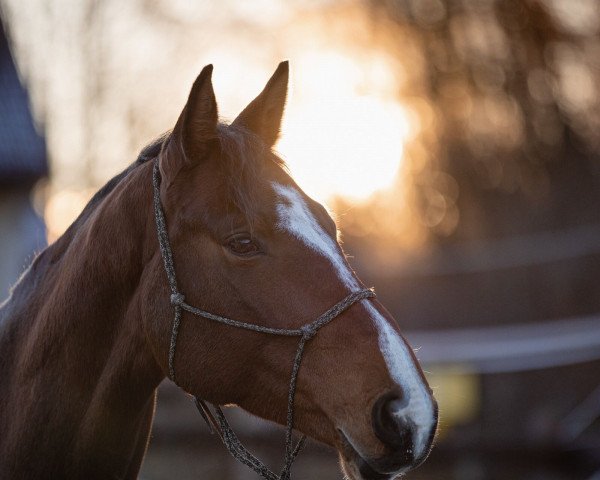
[226,235,260,257]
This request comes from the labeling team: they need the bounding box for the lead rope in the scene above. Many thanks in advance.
[152,161,375,480]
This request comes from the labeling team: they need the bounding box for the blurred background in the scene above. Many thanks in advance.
[1,0,599,479]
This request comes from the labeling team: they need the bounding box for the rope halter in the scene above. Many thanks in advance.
[152,161,375,479]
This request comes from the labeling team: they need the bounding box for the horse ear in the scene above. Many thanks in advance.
[233,61,289,147]
[161,65,218,180]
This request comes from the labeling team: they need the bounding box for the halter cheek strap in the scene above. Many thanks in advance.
[152,161,375,480]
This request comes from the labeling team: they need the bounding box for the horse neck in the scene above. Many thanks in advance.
[0,162,164,479]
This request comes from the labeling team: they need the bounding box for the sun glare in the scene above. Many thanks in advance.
[277,51,410,204]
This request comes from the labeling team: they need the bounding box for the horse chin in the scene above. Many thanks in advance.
[336,430,409,480]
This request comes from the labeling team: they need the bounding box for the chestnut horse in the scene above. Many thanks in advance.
[0,62,437,479]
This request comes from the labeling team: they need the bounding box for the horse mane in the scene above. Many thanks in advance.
[0,134,166,309]
[67,132,169,235]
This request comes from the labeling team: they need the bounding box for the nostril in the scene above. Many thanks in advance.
[371,392,412,451]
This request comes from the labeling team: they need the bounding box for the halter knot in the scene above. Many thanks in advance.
[300,324,318,340]
[170,292,185,306]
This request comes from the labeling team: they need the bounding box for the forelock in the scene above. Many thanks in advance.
[216,123,285,225]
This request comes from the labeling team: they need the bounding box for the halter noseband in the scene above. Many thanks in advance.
[152,161,375,480]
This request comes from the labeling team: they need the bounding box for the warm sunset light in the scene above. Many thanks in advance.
[3,0,414,239]
[44,188,94,243]
[278,51,410,204]
[40,49,409,240]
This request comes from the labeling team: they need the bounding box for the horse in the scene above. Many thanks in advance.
[0,61,438,480]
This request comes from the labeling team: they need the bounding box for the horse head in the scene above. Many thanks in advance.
[143,62,437,479]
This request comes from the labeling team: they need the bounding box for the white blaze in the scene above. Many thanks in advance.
[272,183,358,288]
[272,182,435,460]
[364,302,436,459]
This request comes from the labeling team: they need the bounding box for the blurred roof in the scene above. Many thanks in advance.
[0,17,47,185]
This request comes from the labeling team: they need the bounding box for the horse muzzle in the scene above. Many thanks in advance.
[338,392,438,480]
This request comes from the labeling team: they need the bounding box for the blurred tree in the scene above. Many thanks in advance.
[342,0,600,250]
